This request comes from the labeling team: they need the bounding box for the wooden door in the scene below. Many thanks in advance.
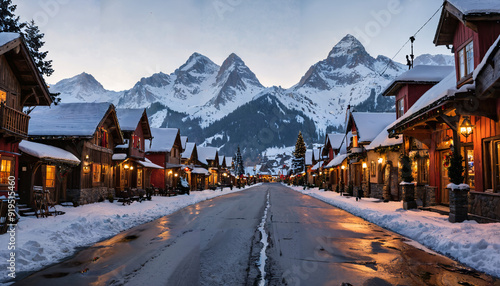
[440,150,451,205]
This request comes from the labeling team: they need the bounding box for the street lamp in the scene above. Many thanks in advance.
[460,116,474,138]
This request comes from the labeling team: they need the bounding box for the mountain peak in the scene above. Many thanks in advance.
[178,52,217,73]
[328,34,366,59]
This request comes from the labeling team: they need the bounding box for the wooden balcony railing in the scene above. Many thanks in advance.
[0,103,29,137]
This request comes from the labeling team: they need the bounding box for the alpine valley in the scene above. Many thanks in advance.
[50,34,454,162]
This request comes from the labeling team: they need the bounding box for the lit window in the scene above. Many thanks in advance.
[0,159,12,184]
[137,168,143,187]
[46,165,56,188]
[93,163,101,183]
[0,90,6,103]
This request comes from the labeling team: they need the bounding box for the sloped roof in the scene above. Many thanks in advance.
[197,147,217,165]
[388,72,474,133]
[0,32,51,106]
[225,156,233,167]
[218,156,225,166]
[181,136,188,150]
[116,109,143,131]
[19,140,80,165]
[327,134,345,150]
[447,0,500,15]
[313,148,322,161]
[348,112,396,143]
[147,128,180,153]
[325,154,348,168]
[29,102,118,137]
[382,65,455,96]
[181,142,196,160]
[305,150,313,165]
[366,122,403,150]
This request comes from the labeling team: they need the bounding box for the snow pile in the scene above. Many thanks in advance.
[0,185,261,283]
[289,186,500,278]
[19,141,80,165]
[257,191,270,286]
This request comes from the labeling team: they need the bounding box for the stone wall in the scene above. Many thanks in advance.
[370,183,384,199]
[415,185,437,207]
[390,167,400,200]
[469,192,500,223]
[67,187,115,205]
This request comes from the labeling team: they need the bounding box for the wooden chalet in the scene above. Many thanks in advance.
[181,141,204,191]
[375,65,453,203]
[388,0,500,222]
[196,146,219,188]
[145,128,183,191]
[0,33,52,197]
[27,103,124,205]
[114,109,161,193]
[323,133,346,191]
[345,112,396,198]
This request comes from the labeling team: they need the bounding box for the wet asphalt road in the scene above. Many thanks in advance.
[14,183,499,286]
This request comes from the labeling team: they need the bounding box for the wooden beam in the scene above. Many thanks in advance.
[438,114,460,131]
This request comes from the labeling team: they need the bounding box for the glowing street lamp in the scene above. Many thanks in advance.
[460,116,474,138]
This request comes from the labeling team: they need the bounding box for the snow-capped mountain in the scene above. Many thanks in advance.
[50,72,123,105]
[51,34,454,160]
[276,34,406,132]
[413,54,455,66]
[117,52,265,127]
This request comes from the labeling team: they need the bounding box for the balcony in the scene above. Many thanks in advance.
[0,103,29,138]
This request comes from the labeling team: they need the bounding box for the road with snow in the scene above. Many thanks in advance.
[15,184,498,285]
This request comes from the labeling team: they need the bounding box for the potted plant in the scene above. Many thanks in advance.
[447,148,468,223]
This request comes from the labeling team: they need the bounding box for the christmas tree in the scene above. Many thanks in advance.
[400,155,414,183]
[234,146,244,177]
[292,132,306,174]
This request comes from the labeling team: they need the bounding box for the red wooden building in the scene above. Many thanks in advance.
[0,33,52,197]
[389,0,500,222]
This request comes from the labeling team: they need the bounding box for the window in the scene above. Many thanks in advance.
[0,159,13,184]
[137,168,143,187]
[95,128,109,148]
[101,164,109,184]
[396,97,405,118]
[370,161,376,177]
[93,163,101,183]
[0,90,6,103]
[484,137,500,192]
[458,41,474,80]
[46,165,56,188]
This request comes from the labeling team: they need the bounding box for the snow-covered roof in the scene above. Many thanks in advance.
[327,134,345,150]
[366,123,403,150]
[325,154,348,168]
[192,167,210,175]
[0,32,20,47]
[112,153,127,161]
[180,136,188,150]
[197,147,217,165]
[305,150,313,165]
[311,161,322,171]
[388,72,474,132]
[116,109,144,132]
[447,0,500,15]
[29,103,115,137]
[382,65,455,96]
[147,128,179,153]
[181,142,196,160]
[138,158,163,169]
[19,140,80,165]
[225,156,233,167]
[474,34,500,81]
[350,112,396,143]
[218,156,225,166]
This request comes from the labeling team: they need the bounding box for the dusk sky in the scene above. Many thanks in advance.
[17,0,450,91]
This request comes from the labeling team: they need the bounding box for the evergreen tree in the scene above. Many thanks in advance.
[234,146,244,177]
[0,0,24,33]
[293,131,306,158]
[292,131,306,174]
[400,155,414,183]
[24,20,54,78]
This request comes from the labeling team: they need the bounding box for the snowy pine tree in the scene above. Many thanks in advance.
[292,132,306,174]
[0,0,24,33]
[24,20,54,78]
[234,146,244,177]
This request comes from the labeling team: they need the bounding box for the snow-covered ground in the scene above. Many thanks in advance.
[289,186,500,278]
[0,185,260,284]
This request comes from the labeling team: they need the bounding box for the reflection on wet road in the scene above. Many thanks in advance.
[14,184,499,286]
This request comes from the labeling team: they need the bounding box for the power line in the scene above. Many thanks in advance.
[379,3,444,76]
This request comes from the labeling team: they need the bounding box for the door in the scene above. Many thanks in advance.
[440,150,451,205]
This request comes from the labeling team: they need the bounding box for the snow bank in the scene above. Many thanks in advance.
[289,186,500,278]
[0,185,260,283]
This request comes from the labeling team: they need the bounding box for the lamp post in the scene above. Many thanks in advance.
[460,116,474,138]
